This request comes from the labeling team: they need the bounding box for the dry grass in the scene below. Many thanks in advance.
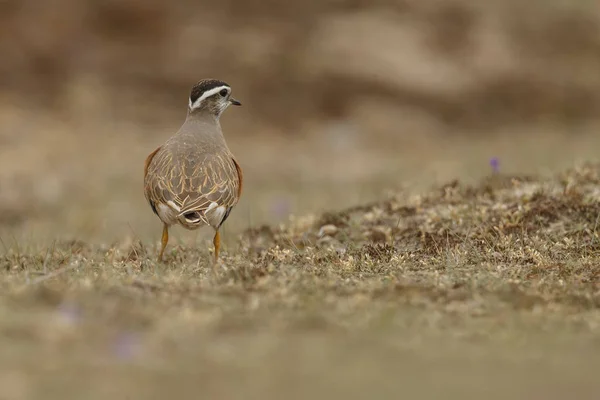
[1,160,600,399]
[2,1,600,397]
[3,0,600,129]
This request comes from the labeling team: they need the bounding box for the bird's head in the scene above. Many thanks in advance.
[188,79,241,118]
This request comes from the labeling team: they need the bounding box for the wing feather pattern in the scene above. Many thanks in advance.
[144,144,241,229]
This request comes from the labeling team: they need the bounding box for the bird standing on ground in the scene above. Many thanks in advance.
[143,79,243,267]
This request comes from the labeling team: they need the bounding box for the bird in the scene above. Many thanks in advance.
[143,79,243,268]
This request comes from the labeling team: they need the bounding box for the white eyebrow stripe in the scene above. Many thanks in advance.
[189,85,230,109]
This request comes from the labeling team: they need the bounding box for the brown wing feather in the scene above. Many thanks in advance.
[144,146,161,179]
[232,156,243,198]
[143,146,162,215]
[144,144,241,226]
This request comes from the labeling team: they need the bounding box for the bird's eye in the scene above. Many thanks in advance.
[219,89,228,97]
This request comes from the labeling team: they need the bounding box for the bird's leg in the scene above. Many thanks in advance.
[212,230,221,273]
[158,224,169,262]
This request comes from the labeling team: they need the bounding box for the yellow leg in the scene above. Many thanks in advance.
[212,230,221,272]
[158,224,169,262]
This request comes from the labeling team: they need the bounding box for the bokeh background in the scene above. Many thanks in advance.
[1,0,600,248]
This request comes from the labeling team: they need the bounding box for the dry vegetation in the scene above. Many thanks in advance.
[1,164,600,399]
[2,0,600,129]
[2,0,600,398]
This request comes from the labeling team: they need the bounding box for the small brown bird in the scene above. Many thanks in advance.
[143,79,243,266]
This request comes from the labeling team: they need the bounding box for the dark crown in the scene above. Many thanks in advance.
[189,79,231,103]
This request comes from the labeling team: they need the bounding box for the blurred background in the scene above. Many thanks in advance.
[1,0,600,247]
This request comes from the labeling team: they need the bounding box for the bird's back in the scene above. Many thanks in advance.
[144,122,242,229]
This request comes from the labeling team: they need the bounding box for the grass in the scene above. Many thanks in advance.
[1,160,600,399]
[3,1,600,395]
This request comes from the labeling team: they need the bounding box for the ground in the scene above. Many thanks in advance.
[1,143,599,398]
[2,1,600,396]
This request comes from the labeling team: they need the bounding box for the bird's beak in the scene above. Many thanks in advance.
[229,98,242,106]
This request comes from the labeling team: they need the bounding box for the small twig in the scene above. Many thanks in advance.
[10,233,21,259]
[24,264,78,287]
[0,235,9,256]
[590,211,600,253]
[41,240,56,274]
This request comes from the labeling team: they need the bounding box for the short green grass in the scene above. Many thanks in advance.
[1,163,600,399]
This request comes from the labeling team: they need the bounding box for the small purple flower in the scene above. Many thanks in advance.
[56,302,81,325]
[489,157,500,174]
[113,332,140,360]
[270,197,291,218]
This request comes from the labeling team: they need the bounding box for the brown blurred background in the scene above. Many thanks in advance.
[1,0,600,247]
